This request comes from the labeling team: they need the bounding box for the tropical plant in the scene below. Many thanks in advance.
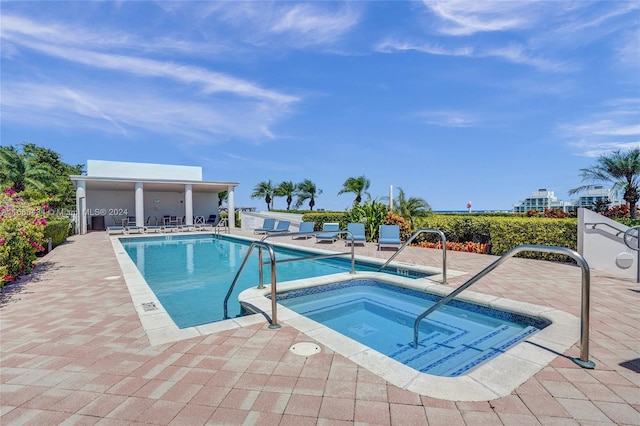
[338,175,371,205]
[294,179,322,211]
[385,187,431,228]
[569,148,640,218]
[0,188,48,288]
[250,180,274,211]
[218,190,228,207]
[345,200,388,242]
[274,181,296,211]
[0,145,54,193]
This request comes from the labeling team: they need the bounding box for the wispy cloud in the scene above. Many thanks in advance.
[1,12,300,143]
[375,38,570,72]
[417,110,477,128]
[1,82,289,143]
[1,15,298,104]
[374,38,473,56]
[423,1,541,36]
[560,98,640,157]
[197,2,361,49]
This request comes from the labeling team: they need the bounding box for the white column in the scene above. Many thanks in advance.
[389,185,393,211]
[185,184,193,226]
[135,182,144,227]
[227,186,236,228]
[76,181,86,234]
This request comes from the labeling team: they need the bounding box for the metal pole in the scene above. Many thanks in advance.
[257,246,264,289]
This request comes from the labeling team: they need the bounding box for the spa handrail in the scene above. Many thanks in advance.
[412,245,596,369]
[584,221,630,237]
[223,240,277,324]
[259,230,356,274]
[377,228,447,284]
[222,230,356,328]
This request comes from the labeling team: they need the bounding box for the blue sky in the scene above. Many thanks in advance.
[2,1,639,211]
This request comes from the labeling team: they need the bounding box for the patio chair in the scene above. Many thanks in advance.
[293,221,315,239]
[378,225,402,250]
[268,220,290,234]
[316,223,340,243]
[254,218,276,234]
[124,216,143,234]
[144,216,162,233]
[346,223,366,246]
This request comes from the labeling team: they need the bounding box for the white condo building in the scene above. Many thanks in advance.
[513,186,621,213]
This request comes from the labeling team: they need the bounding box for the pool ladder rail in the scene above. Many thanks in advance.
[412,245,596,370]
[222,230,357,328]
[377,228,448,284]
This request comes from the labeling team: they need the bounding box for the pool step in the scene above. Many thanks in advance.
[391,323,534,376]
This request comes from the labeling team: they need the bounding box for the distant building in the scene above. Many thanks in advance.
[513,187,622,213]
[576,186,619,209]
[513,189,573,213]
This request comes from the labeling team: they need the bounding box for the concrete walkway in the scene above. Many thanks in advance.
[1,230,638,425]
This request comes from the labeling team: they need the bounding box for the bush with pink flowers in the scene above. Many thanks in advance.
[0,189,48,288]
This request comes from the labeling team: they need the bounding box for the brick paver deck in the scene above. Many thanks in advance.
[1,230,638,425]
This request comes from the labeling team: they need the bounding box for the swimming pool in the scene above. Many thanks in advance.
[276,279,549,377]
[119,234,435,328]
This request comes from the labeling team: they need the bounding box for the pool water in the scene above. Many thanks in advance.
[120,235,432,328]
[277,280,549,377]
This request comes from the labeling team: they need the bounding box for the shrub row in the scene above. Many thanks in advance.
[43,217,72,250]
[415,215,578,262]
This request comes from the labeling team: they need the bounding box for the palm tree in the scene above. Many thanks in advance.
[0,145,54,193]
[250,180,274,211]
[274,181,296,211]
[569,148,640,218]
[338,175,371,205]
[390,187,431,228]
[295,179,322,211]
[218,190,228,207]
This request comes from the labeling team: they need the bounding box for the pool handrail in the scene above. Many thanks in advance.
[377,228,447,284]
[259,230,356,275]
[222,230,356,328]
[412,244,596,370]
[223,240,278,326]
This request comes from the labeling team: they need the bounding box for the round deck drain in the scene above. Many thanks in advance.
[289,342,321,356]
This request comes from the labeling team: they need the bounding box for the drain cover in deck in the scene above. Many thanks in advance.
[289,342,321,356]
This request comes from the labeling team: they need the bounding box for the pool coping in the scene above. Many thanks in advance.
[238,272,580,402]
[110,233,579,401]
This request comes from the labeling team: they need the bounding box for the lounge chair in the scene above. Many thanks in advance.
[316,223,340,243]
[124,216,143,234]
[254,218,276,234]
[378,225,402,250]
[268,220,290,234]
[293,221,315,239]
[346,223,366,246]
[144,216,162,233]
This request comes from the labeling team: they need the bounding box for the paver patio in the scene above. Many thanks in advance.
[1,230,638,425]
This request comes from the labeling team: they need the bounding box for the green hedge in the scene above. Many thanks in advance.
[301,212,347,231]
[43,217,72,250]
[487,217,577,262]
[415,214,578,262]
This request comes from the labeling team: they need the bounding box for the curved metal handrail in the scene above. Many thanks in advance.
[222,230,357,328]
[260,230,356,275]
[377,228,447,284]
[412,245,595,369]
[623,226,640,251]
[584,221,628,237]
[223,240,277,323]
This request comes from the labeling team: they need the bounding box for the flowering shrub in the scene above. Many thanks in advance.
[414,240,490,254]
[0,189,47,288]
